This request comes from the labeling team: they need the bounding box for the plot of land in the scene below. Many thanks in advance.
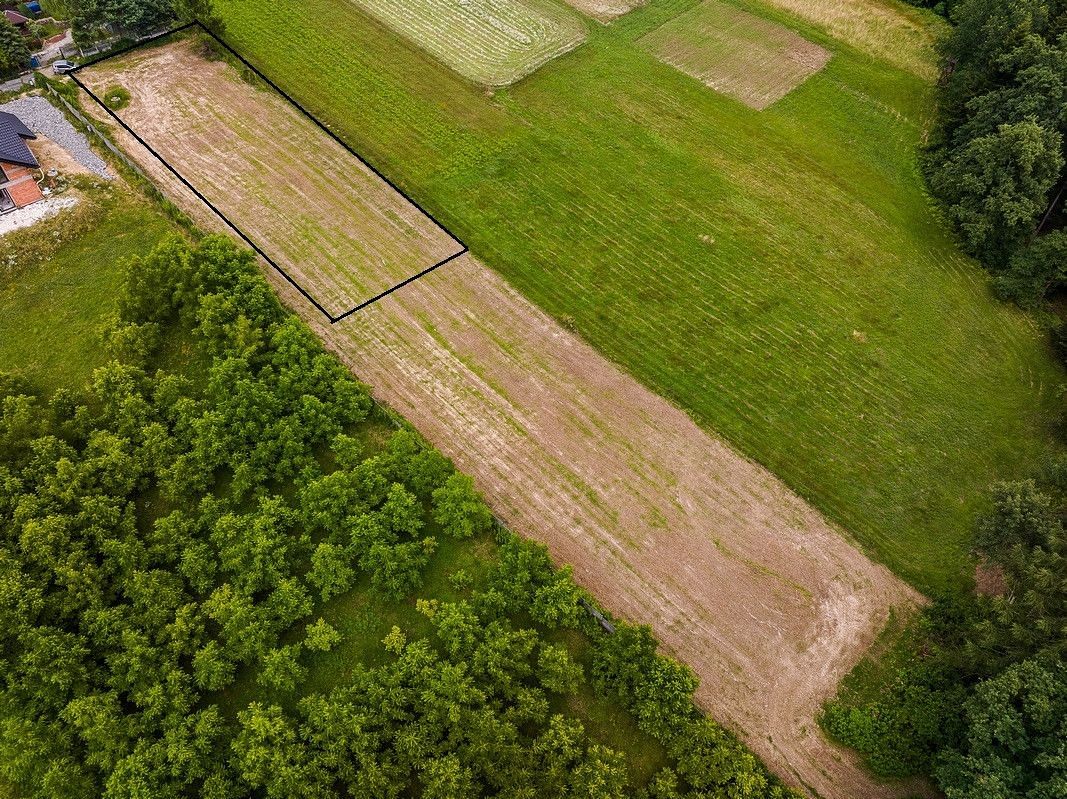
[758,0,942,79]
[561,0,644,23]
[78,38,462,319]
[346,0,586,86]
[81,38,926,799]
[641,1,830,109]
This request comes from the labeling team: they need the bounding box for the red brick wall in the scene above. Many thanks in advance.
[0,160,43,208]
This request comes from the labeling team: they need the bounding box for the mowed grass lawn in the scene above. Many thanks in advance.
[213,0,1064,594]
[0,185,178,393]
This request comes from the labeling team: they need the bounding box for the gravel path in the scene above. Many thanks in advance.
[0,96,112,179]
[0,196,78,236]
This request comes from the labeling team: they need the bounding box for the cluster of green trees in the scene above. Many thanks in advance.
[1,234,797,798]
[826,7,1067,789]
[823,471,1067,797]
[0,17,31,76]
[926,0,1067,308]
[62,0,222,46]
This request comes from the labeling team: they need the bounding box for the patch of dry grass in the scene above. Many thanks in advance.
[754,0,942,79]
[641,0,830,109]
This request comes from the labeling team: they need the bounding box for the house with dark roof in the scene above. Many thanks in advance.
[0,111,43,213]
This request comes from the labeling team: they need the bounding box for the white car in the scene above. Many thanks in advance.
[52,60,78,75]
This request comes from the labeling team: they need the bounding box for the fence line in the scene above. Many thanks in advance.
[44,83,145,179]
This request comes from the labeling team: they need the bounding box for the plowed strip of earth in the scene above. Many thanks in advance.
[78,39,926,799]
[79,39,461,318]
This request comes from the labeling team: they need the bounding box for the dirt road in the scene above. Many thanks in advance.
[80,40,925,798]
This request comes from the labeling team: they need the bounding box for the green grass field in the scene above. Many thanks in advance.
[0,184,177,393]
[211,0,1064,596]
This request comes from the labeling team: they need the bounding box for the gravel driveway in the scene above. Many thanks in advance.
[0,95,112,179]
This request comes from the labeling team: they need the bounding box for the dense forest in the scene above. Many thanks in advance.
[823,3,1067,794]
[927,0,1066,308]
[0,234,797,798]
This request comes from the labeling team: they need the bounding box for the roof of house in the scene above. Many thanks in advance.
[3,10,30,25]
[0,111,39,169]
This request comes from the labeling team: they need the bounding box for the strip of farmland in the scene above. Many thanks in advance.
[305,256,928,799]
[77,38,926,798]
[344,0,587,86]
[78,39,462,319]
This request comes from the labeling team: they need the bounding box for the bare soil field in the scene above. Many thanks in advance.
[78,39,462,318]
[78,40,928,799]
[344,0,586,86]
[755,0,941,79]
[641,1,830,110]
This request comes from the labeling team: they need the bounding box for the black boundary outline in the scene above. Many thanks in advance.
[70,20,469,323]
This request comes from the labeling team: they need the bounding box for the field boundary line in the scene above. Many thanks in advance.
[70,20,469,323]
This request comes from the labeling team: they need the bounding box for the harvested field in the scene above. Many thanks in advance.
[641,1,830,110]
[306,258,926,799]
[80,39,927,799]
[756,0,942,79]
[345,0,586,85]
[77,38,462,319]
[561,0,645,23]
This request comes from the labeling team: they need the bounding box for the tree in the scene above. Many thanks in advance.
[936,660,1067,799]
[362,538,437,599]
[69,0,175,44]
[433,473,494,539]
[926,0,1067,277]
[378,483,424,538]
[537,643,583,695]
[420,755,476,799]
[974,480,1061,563]
[992,230,1067,307]
[174,0,226,33]
[257,645,307,694]
[930,121,1063,265]
[232,703,325,798]
[531,567,584,629]
[192,641,235,691]
[307,543,356,602]
[303,619,341,653]
[0,19,30,76]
